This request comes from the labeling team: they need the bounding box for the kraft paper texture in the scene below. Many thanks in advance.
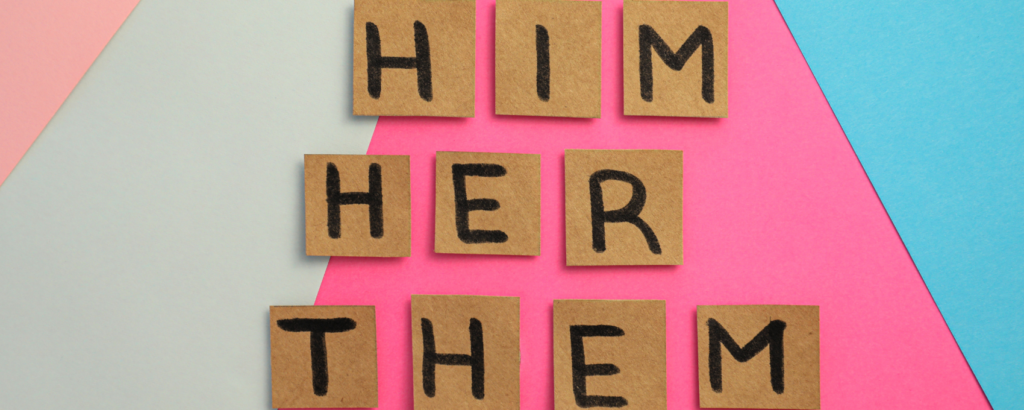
[305,154,411,257]
[697,305,820,409]
[623,0,728,117]
[565,149,683,265]
[270,305,378,408]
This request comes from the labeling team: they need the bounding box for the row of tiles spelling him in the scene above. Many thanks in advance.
[354,0,728,118]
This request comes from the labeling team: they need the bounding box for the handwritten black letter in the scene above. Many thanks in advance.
[536,25,550,101]
[326,162,383,239]
[707,318,786,394]
[589,169,661,254]
[638,25,714,103]
[452,164,509,244]
[421,318,485,399]
[277,318,357,396]
[570,325,627,408]
[366,21,432,101]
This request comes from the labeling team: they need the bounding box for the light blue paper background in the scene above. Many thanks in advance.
[0,0,375,408]
[774,0,1023,407]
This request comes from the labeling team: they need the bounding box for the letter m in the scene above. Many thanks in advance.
[707,318,786,394]
[639,25,714,103]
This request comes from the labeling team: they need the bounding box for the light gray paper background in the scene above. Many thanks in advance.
[0,0,375,408]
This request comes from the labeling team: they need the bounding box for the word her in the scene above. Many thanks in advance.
[353,0,728,118]
[304,150,683,265]
[269,301,820,409]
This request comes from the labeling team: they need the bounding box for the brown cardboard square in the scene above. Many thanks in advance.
[495,0,602,118]
[435,151,541,255]
[270,305,378,408]
[553,299,667,410]
[411,295,521,410]
[564,149,683,266]
[697,305,820,409]
[623,1,728,118]
[353,0,476,117]
[304,154,410,257]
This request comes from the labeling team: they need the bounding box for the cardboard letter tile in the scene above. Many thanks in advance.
[304,154,410,257]
[353,0,476,117]
[270,306,378,408]
[553,299,667,410]
[623,0,728,117]
[564,150,683,266]
[697,305,820,409]
[435,151,542,255]
[495,0,602,118]
[412,295,521,410]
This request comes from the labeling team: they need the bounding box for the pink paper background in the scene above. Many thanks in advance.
[316,0,990,408]
[0,0,139,187]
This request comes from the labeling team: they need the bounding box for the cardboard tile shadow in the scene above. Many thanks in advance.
[270,306,379,408]
[623,0,728,118]
[435,151,541,256]
[565,150,683,266]
[353,0,476,117]
[553,299,667,410]
[411,295,521,410]
[495,0,602,118]
[697,305,820,409]
[305,155,411,257]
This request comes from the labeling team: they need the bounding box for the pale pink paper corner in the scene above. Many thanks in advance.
[0,0,139,187]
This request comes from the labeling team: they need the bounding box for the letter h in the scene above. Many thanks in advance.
[366,21,432,101]
[421,318,485,399]
[325,162,383,239]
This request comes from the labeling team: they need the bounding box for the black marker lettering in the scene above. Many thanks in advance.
[707,318,786,394]
[638,25,714,103]
[421,318,485,399]
[570,325,627,408]
[366,21,432,101]
[589,169,661,254]
[277,318,357,396]
[452,164,509,244]
[536,25,550,101]
[326,162,383,239]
